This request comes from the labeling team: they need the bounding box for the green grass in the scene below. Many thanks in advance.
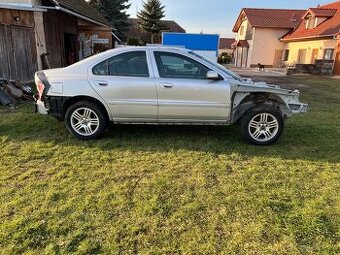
[0,76,339,254]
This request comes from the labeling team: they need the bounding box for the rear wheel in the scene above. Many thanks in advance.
[65,101,107,140]
[240,106,284,145]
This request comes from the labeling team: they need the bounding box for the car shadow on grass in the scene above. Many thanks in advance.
[1,110,338,164]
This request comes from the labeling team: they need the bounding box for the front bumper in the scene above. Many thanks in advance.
[289,103,309,114]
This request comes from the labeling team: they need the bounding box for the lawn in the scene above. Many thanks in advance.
[0,76,339,254]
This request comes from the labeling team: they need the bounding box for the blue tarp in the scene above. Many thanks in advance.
[162,33,219,51]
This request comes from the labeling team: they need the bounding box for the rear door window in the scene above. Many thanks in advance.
[93,51,149,77]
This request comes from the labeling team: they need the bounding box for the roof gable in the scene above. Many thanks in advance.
[282,1,340,41]
[305,8,337,18]
[233,8,306,32]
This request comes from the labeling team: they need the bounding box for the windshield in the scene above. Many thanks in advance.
[188,51,243,81]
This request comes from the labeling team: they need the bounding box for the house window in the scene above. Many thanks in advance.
[306,16,316,29]
[240,25,244,36]
[324,49,334,60]
[283,50,290,61]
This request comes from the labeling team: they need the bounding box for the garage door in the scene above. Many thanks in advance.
[0,25,37,81]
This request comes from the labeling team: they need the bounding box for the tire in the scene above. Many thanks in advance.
[240,106,284,145]
[65,101,108,140]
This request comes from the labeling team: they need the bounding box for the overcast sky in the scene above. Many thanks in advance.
[126,0,334,38]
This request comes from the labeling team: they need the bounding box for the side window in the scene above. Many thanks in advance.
[92,51,149,77]
[154,52,210,79]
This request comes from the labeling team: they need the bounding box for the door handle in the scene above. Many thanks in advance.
[95,81,108,86]
[160,82,174,89]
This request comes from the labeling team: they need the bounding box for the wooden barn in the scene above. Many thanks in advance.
[0,0,113,81]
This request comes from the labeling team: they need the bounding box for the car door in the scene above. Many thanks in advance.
[88,50,157,121]
[152,51,231,122]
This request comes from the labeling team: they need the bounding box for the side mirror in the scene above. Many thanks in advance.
[206,71,220,80]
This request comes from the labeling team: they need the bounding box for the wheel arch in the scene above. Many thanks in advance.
[62,96,111,121]
[231,92,290,123]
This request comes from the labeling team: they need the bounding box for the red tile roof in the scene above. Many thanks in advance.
[231,40,249,48]
[219,38,234,49]
[282,1,340,41]
[233,8,306,32]
[307,8,337,17]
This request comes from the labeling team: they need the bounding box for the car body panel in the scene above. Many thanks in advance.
[35,46,308,124]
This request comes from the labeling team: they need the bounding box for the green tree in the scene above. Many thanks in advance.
[89,0,131,31]
[137,0,166,43]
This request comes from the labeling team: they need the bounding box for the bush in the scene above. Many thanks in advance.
[218,53,232,64]
[127,37,140,46]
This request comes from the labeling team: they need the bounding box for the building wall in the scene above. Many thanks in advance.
[250,27,290,67]
[235,19,252,41]
[283,39,337,65]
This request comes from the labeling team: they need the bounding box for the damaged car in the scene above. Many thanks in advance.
[35,46,308,145]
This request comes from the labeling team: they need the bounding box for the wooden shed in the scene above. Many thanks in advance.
[0,0,113,81]
[0,7,39,81]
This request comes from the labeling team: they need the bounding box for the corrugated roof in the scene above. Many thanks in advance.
[233,8,306,32]
[282,1,340,41]
[50,0,110,26]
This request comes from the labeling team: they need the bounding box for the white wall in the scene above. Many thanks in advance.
[250,28,290,67]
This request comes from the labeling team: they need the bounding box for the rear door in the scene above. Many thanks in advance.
[151,50,231,122]
[88,50,157,121]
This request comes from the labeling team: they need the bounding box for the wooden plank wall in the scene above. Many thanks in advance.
[0,9,34,27]
[43,11,78,68]
[0,9,37,81]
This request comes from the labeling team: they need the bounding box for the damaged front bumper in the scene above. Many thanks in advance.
[289,103,309,114]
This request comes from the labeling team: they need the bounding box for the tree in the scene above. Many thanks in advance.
[89,0,131,31]
[137,0,167,43]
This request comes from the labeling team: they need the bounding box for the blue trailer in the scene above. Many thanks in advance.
[162,33,220,61]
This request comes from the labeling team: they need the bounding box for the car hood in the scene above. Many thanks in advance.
[236,80,299,96]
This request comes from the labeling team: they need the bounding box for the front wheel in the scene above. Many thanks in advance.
[240,106,284,145]
[65,101,107,140]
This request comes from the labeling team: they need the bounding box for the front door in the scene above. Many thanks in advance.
[273,49,283,67]
[334,42,340,75]
[311,48,319,64]
[297,49,307,64]
[152,51,230,122]
[88,50,157,121]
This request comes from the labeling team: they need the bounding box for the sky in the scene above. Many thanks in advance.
[126,0,335,38]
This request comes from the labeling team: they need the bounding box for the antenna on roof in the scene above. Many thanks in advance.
[290,12,298,30]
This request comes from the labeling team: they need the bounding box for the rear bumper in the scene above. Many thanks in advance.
[35,96,70,120]
[35,100,49,115]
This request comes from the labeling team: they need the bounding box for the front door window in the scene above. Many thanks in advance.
[154,52,210,79]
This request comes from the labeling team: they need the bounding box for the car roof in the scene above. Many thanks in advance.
[64,45,191,70]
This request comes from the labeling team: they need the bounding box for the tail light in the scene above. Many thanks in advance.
[35,74,45,101]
